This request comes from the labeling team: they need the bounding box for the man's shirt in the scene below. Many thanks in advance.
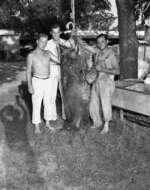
[45,38,75,78]
[95,48,118,80]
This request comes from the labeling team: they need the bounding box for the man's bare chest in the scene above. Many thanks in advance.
[32,55,49,67]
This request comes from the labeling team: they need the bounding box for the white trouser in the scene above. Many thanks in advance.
[48,65,60,120]
[48,76,59,120]
[32,77,51,124]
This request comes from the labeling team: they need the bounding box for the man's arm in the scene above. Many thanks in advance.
[50,56,60,64]
[46,50,60,64]
[111,54,120,75]
[26,54,34,94]
[59,38,75,49]
[77,37,96,54]
[45,42,60,64]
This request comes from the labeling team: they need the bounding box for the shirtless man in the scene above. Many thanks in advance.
[27,33,58,133]
[78,34,120,134]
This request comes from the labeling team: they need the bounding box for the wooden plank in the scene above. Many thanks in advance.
[112,85,150,116]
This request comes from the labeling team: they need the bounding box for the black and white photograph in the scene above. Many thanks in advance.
[0,0,150,189]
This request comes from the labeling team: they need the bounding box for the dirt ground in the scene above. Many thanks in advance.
[0,61,150,190]
[0,60,26,85]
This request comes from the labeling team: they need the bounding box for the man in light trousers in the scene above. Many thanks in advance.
[45,24,75,130]
[27,34,53,133]
[78,34,120,134]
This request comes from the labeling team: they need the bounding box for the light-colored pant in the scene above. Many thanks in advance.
[48,64,61,120]
[48,76,59,121]
[89,76,115,127]
[32,77,52,124]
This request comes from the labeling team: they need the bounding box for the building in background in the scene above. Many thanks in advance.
[0,29,20,60]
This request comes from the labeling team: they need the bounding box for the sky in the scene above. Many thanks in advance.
[108,0,118,29]
[109,0,118,17]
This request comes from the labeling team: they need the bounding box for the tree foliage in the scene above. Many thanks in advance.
[0,0,62,33]
[0,0,30,30]
[0,0,114,33]
[135,0,150,17]
[61,0,115,30]
[23,0,63,33]
[75,0,114,30]
[0,0,150,33]
[72,0,113,30]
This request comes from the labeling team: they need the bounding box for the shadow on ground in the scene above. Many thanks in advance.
[0,61,26,85]
[0,81,150,190]
[0,94,47,190]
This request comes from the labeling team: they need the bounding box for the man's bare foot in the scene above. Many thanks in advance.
[91,123,102,129]
[45,121,56,132]
[90,125,98,129]
[62,113,66,120]
[35,124,41,134]
[100,122,109,134]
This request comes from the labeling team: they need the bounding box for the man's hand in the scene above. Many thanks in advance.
[95,64,101,71]
[50,57,60,65]
[71,28,77,36]
[28,85,34,94]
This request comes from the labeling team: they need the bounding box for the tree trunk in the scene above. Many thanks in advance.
[116,0,138,79]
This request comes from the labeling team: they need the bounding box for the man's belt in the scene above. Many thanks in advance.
[33,75,49,79]
[51,62,61,66]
